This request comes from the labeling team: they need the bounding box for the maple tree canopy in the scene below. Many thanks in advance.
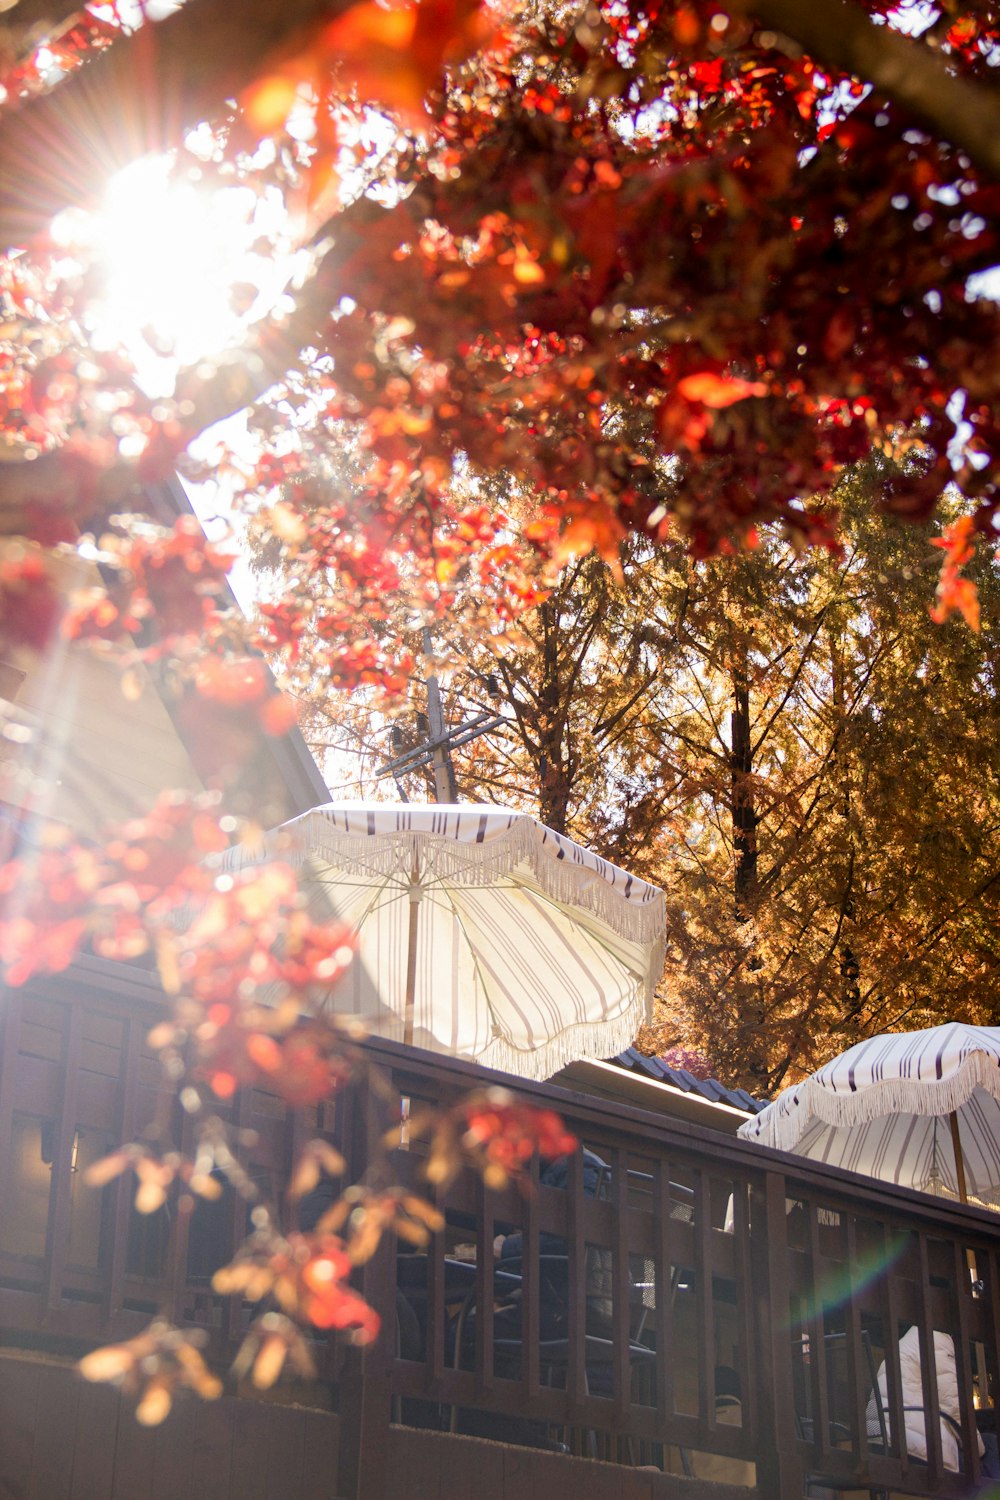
[0,0,997,1397]
[0,0,996,686]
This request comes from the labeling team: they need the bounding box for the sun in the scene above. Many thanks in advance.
[52,151,302,398]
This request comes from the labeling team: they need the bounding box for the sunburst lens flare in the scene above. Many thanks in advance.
[51,152,300,398]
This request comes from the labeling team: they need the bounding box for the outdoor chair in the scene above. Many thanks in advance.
[866,1326,994,1481]
[794,1329,889,1500]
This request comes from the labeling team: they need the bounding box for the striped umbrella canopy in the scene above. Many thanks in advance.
[737,1024,1000,1209]
[223,803,666,1082]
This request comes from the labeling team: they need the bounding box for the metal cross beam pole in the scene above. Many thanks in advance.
[382,712,506,778]
[422,628,457,803]
[377,628,506,801]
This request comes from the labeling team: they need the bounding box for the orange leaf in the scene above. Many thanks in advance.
[677,373,767,408]
[259,694,298,737]
[253,1333,290,1390]
[136,1378,173,1426]
[246,1032,283,1073]
[245,75,299,132]
[930,517,981,631]
[79,1344,134,1382]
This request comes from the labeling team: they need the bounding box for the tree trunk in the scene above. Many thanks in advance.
[730,653,758,921]
[536,603,572,834]
[829,630,863,1027]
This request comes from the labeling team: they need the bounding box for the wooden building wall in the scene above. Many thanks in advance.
[0,1351,340,1500]
[0,1351,751,1500]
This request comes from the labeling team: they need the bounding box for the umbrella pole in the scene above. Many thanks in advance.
[948,1110,969,1204]
[949,1113,981,1360]
[403,857,420,1047]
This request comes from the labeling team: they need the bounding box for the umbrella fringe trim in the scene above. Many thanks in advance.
[460,999,649,1083]
[744,1049,1000,1155]
[222,811,666,954]
[237,983,649,1081]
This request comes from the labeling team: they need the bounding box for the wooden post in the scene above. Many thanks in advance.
[749,1172,804,1500]
[336,1073,393,1500]
[0,987,23,1260]
[43,1000,84,1319]
[104,1011,142,1328]
[337,1240,393,1500]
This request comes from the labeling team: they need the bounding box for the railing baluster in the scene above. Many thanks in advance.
[219,1083,255,1352]
[104,1010,143,1328]
[693,1165,713,1431]
[165,1094,196,1323]
[522,1152,540,1404]
[43,998,83,1318]
[566,1142,587,1410]
[0,988,23,1251]
[805,1197,830,1461]
[474,1171,495,1401]
[729,1171,754,1445]
[951,1234,979,1483]
[611,1143,630,1427]
[338,1068,391,1500]
[881,1219,907,1473]
[750,1171,803,1500]
[843,1212,869,1468]
[986,1242,1000,1418]
[426,1178,445,1390]
[653,1157,674,1438]
[916,1230,945,1483]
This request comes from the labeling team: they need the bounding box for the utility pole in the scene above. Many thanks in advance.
[381,627,505,803]
[422,628,457,803]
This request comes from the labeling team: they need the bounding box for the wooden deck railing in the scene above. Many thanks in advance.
[0,959,352,1366]
[1,959,998,1500]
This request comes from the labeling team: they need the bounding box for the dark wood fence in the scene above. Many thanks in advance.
[0,958,352,1370]
[2,958,999,1499]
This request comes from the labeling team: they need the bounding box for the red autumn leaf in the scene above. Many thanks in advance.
[426,1087,577,1189]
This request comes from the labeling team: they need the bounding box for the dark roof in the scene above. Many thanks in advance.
[150,477,330,818]
[611,1047,767,1115]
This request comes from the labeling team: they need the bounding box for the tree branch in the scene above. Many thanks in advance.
[744,0,1000,181]
[0,0,94,72]
[4,0,87,33]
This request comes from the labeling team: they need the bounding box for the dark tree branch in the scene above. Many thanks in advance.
[745,0,1000,181]
[0,0,92,75]
[3,0,86,33]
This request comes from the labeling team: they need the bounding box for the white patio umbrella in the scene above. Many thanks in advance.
[222,803,666,1082]
[737,1024,1000,1209]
